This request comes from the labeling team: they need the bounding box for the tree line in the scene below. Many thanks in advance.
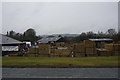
[6,28,41,42]
[65,29,120,43]
[6,28,120,43]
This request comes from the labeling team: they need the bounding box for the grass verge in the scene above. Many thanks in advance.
[2,56,119,67]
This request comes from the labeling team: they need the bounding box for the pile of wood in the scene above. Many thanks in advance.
[38,43,50,55]
[72,43,85,57]
[28,43,50,57]
[24,54,36,57]
[113,41,120,44]
[8,53,18,56]
[28,40,120,57]
[105,44,120,56]
[84,40,97,56]
[29,48,37,54]
[55,42,65,47]
[96,48,111,56]
[113,44,120,55]
[50,49,71,57]
[96,42,105,48]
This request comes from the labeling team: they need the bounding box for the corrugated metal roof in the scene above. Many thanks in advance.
[0,34,23,44]
[37,37,61,43]
[89,38,113,42]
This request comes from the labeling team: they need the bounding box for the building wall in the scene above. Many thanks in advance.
[2,44,24,56]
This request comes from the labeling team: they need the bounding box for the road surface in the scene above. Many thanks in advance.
[2,68,119,79]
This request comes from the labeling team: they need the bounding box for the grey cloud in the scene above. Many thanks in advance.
[2,2,118,35]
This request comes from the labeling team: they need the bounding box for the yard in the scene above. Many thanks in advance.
[2,56,119,67]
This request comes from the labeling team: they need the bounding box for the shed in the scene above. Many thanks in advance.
[89,38,113,48]
[37,37,65,43]
[0,34,24,56]
[89,38,113,43]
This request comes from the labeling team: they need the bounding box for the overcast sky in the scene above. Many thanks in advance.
[2,2,118,35]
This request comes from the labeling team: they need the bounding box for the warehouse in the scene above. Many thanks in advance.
[89,38,113,48]
[37,37,65,44]
[0,34,25,56]
[37,37,67,53]
[88,39,114,56]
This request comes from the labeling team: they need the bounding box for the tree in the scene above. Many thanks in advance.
[6,28,41,42]
[23,28,37,42]
[58,35,62,37]
[79,32,88,41]
[86,31,95,39]
[7,31,9,36]
[97,31,106,38]
[9,30,16,37]
[24,28,36,37]
[48,35,55,37]
[107,29,116,36]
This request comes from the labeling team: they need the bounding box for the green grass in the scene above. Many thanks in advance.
[2,56,120,67]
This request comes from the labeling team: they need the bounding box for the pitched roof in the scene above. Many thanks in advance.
[37,37,61,43]
[89,38,113,42]
[0,34,23,44]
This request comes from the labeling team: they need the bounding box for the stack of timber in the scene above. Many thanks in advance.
[49,42,72,57]
[25,54,36,57]
[113,44,120,55]
[38,43,50,56]
[50,49,71,57]
[8,53,18,56]
[72,43,85,57]
[105,44,120,56]
[55,42,65,47]
[29,47,38,54]
[113,41,120,44]
[28,47,44,57]
[100,42,105,48]
[95,42,105,48]
[64,43,73,51]
[105,44,114,51]
[96,48,111,56]
[84,40,97,56]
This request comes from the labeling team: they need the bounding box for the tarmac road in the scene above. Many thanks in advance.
[2,68,119,79]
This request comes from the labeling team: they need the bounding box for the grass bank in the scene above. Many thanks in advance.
[2,56,119,67]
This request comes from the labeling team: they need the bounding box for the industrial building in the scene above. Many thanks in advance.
[0,34,25,56]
